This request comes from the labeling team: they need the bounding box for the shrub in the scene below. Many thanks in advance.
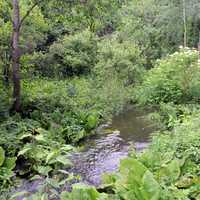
[26,30,98,78]
[138,113,200,199]
[135,48,200,105]
[20,77,131,143]
[94,35,145,85]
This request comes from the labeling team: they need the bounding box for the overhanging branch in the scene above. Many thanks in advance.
[19,1,39,28]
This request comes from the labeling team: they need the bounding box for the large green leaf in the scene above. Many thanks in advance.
[56,155,72,167]
[167,159,181,181]
[0,146,5,167]
[158,159,181,183]
[119,158,147,181]
[86,114,98,130]
[60,145,74,152]
[34,134,46,143]
[35,128,49,135]
[35,165,52,176]
[61,183,106,200]
[46,150,59,164]
[141,170,161,200]
[3,157,16,170]
[18,146,32,156]
[0,167,14,180]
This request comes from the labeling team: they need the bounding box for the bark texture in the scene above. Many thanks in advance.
[12,0,21,112]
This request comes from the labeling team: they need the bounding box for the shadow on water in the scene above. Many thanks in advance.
[70,106,157,186]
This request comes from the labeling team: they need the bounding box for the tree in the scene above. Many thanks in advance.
[11,0,40,112]
[10,0,126,112]
[117,0,200,67]
[12,0,20,112]
[182,0,187,47]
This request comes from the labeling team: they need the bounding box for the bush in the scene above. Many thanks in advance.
[26,30,98,78]
[135,48,200,105]
[94,35,145,85]
[20,76,130,143]
[149,102,200,130]
[137,113,200,199]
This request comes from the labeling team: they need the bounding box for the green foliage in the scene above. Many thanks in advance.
[21,77,130,142]
[61,183,109,200]
[27,30,98,77]
[149,102,200,130]
[10,173,79,200]
[114,158,161,200]
[138,113,200,199]
[0,147,16,188]
[2,0,200,198]
[17,127,73,176]
[135,48,200,105]
[94,36,145,85]
[118,0,169,65]
[0,147,5,166]
[118,0,200,66]
[69,112,199,200]
[19,1,49,53]
[64,0,123,34]
[0,116,72,176]
[0,74,130,192]
[0,0,49,81]
[40,0,124,36]
[0,84,11,120]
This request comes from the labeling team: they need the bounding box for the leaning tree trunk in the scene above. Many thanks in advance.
[12,0,21,112]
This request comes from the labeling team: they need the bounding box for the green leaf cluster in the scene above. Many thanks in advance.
[0,147,16,188]
[135,48,200,105]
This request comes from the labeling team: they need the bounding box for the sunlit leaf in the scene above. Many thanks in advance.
[18,147,32,156]
[0,147,5,167]
[3,157,16,170]
[56,155,72,167]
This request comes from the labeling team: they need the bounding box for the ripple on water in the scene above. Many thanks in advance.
[70,106,157,186]
[13,106,157,196]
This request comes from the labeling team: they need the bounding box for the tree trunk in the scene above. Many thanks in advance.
[12,0,21,112]
[182,0,187,47]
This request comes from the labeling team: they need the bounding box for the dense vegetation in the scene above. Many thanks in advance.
[1,0,200,199]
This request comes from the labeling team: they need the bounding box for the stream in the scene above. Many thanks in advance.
[13,106,157,198]
[69,106,157,186]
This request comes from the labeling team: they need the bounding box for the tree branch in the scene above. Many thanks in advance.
[19,1,38,28]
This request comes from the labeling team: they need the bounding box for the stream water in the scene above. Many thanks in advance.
[69,106,157,186]
[13,106,157,198]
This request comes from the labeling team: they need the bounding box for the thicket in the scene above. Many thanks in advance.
[0,28,142,194]
[135,48,200,105]
[24,30,98,77]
